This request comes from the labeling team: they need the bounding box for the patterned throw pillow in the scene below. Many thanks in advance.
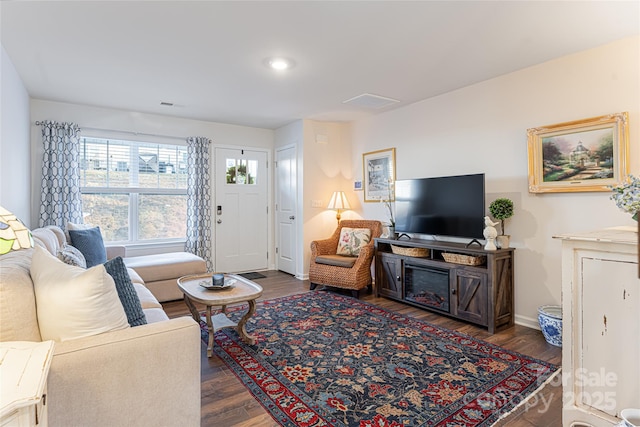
[57,244,87,268]
[336,227,372,256]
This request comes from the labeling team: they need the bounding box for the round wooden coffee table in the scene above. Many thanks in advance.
[177,273,263,358]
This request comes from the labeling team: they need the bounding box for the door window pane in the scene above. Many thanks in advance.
[226,158,257,184]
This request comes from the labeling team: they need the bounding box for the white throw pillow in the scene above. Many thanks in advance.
[336,227,372,256]
[30,246,130,342]
[65,221,101,243]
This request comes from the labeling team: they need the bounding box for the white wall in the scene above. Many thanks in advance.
[1,45,31,224]
[351,36,640,327]
[30,99,274,256]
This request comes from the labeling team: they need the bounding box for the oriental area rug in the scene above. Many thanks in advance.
[201,292,558,427]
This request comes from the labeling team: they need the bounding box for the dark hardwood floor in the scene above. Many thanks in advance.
[162,271,562,427]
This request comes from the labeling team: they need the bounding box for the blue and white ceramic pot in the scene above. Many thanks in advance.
[538,305,562,347]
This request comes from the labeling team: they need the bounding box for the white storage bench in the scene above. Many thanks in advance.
[124,252,207,302]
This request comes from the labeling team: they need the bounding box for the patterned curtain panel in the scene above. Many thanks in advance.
[38,121,83,228]
[185,136,213,270]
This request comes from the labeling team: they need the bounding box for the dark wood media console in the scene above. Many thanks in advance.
[374,237,515,333]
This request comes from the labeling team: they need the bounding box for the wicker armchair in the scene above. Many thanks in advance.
[309,219,383,298]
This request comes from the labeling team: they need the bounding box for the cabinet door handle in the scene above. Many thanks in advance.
[396,276,401,281]
[451,289,456,295]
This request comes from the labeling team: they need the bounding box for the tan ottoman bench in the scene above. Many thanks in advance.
[124,252,207,302]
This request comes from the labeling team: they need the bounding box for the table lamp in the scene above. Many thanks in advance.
[0,206,34,255]
[327,191,350,223]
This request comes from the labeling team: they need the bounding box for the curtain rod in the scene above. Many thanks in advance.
[34,121,188,142]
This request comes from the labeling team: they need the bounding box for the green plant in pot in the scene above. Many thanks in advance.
[489,198,514,249]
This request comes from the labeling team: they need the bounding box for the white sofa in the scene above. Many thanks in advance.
[0,226,201,426]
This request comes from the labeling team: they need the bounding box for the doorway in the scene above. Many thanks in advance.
[275,145,297,275]
[214,147,268,273]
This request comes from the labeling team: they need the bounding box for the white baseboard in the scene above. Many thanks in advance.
[515,314,540,330]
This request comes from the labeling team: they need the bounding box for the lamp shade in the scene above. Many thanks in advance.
[327,191,351,210]
[0,206,34,255]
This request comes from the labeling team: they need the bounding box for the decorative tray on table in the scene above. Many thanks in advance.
[199,278,237,290]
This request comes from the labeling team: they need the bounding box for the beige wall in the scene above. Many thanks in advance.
[275,119,354,279]
[302,120,353,273]
[351,35,640,327]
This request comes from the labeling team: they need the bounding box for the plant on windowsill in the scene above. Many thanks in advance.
[489,198,514,249]
[609,175,640,222]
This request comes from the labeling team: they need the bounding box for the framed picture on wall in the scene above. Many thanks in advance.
[527,112,629,193]
[363,148,395,202]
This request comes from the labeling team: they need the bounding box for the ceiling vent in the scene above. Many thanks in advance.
[342,93,400,109]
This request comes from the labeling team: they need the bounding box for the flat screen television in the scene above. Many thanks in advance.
[394,173,485,240]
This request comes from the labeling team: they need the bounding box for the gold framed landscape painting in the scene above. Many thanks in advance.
[527,112,629,193]
[363,148,395,202]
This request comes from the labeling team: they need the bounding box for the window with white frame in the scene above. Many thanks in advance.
[79,137,188,243]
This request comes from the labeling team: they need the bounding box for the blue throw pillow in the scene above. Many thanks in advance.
[103,257,147,327]
[68,227,107,268]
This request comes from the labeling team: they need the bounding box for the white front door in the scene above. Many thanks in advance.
[276,145,297,275]
[214,147,268,273]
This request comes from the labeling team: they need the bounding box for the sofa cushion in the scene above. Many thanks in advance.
[32,226,65,255]
[133,283,163,310]
[314,254,357,268]
[30,246,130,341]
[123,252,207,283]
[127,267,145,286]
[0,249,42,342]
[336,227,372,256]
[143,307,170,324]
[104,257,147,327]
[57,244,87,268]
[69,227,107,267]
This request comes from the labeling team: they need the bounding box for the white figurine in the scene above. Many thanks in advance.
[483,216,498,251]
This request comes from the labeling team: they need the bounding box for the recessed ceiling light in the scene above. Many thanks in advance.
[264,57,295,71]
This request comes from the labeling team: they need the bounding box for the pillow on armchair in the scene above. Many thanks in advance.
[336,227,372,256]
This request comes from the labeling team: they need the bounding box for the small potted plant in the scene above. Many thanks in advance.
[489,198,514,248]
